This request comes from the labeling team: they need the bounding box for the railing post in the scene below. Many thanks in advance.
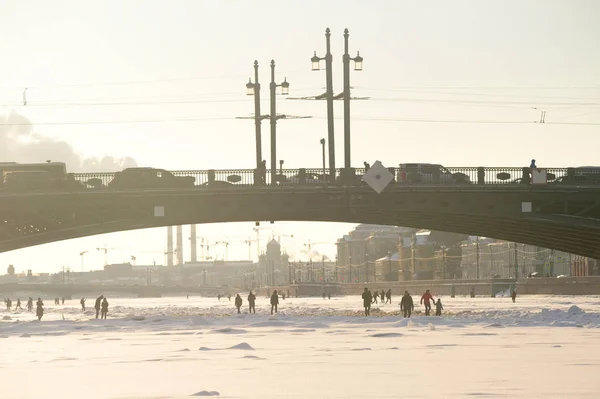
[522,167,530,185]
[477,167,485,185]
[298,168,307,185]
[566,167,575,184]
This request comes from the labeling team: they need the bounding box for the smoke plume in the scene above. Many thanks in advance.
[0,111,136,172]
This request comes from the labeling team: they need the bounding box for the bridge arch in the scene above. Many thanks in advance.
[0,187,599,258]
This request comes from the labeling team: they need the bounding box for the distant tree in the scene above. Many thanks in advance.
[7,264,15,275]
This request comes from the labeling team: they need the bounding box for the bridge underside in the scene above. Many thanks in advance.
[0,187,599,258]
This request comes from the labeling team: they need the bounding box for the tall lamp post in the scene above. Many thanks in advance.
[269,60,290,185]
[342,28,363,170]
[320,138,326,181]
[312,28,335,180]
[80,250,88,272]
[246,61,262,169]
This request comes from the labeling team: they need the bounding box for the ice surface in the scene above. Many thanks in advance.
[1,295,600,398]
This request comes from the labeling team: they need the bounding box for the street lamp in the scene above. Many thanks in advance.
[80,250,88,272]
[320,138,326,182]
[342,28,363,170]
[269,59,290,186]
[311,28,335,180]
[245,61,263,169]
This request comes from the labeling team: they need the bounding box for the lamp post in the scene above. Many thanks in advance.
[388,251,392,282]
[320,138,326,182]
[312,28,335,180]
[269,60,290,185]
[365,253,370,283]
[80,250,88,272]
[342,28,363,170]
[246,61,262,169]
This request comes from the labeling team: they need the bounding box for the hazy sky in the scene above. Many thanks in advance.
[1,1,599,273]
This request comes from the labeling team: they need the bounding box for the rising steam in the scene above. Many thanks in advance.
[0,110,136,172]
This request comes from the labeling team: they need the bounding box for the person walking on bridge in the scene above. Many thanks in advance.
[400,291,414,318]
[420,289,434,316]
[235,294,243,314]
[94,295,103,319]
[248,291,256,314]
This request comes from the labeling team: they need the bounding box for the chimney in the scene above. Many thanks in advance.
[167,226,174,267]
[190,225,197,263]
[176,225,183,265]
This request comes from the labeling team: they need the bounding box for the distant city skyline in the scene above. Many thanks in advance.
[1,0,599,273]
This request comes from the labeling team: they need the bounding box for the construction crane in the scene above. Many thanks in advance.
[199,238,210,261]
[215,241,230,261]
[96,245,119,266]
[244,238,257,261]
[303,240,329,261]
[139,250,169,266]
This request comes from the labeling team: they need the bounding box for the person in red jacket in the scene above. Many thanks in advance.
[420,289,434,316]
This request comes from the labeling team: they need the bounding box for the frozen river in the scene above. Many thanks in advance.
[2,294,600,398]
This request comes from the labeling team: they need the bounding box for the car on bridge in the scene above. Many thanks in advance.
[399,163,470,184]
[108,168,195,189]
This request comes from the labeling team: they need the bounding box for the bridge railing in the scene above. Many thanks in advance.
[69,166,600,189]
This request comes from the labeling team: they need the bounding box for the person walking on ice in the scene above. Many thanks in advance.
[362,288,372,317]
[235,294,243,314]
[435,298,444,316]
[400,291,414,318]
[100,297,109,319]
[420,289,434,316]
[511,289,517,303]
[270,290,279,315]
[247,291,256,314]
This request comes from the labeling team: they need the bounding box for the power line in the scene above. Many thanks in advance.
[4,70,306,90]
[368,97,600,107]
[0,116,238,127]
[1,115,599,128]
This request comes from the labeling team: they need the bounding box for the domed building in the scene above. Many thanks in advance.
[257,238,289,286]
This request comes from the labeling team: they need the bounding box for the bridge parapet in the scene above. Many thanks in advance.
[69,166,599,190]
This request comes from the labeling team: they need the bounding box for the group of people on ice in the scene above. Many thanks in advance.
[231,290,284,315]
[362,288,443,317]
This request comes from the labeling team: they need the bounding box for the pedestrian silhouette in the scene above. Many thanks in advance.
[380,291,385,303]
[80,297,86,312]
[435,298,444,316]
[362,288,372,317]
[36,298,44,321]
[94,295,103,319]
[15,298,22,310]
[270,290,279,315]
[248,291,256,314]
[385,289,392,304]
[511,289,517,303]
[235,294,243,314]
[372,290,378,304]
[27,297,33,312]
[400,291,414,318]
[100,298,109,319]
[420,289,434,316]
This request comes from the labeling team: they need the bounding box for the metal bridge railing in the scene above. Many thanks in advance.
[68,166,600,189]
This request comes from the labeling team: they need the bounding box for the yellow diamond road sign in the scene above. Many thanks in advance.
[362,161,393,194]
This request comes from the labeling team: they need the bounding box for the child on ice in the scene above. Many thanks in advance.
[435,298,444,316]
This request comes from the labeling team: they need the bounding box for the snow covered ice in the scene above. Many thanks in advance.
[1,295,600,398]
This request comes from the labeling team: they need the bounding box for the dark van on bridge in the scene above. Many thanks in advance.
[108,167,195,189]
